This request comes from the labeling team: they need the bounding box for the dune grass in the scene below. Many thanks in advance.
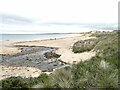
[72,38,98,53]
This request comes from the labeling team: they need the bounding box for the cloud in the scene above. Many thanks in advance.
[0,13,117,34]
[0,13,34,25]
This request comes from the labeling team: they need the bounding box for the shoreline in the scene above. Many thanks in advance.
[0,33,82,55]
[0,33,96,80]
[1,33,96,62]
[12,33,96,63]
[1,33,82,44]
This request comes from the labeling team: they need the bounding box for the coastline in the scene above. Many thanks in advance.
[0,33,96,80]
[11,33,96,63]
[0,33,82,55]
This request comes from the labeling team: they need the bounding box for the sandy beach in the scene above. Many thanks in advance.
[12,33,96,63]
[0,65,42,80]
[1,33,96,63]
[0,33,96,80]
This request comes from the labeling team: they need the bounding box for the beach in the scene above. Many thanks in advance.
[0,33,96,80]
[13,33,96,63]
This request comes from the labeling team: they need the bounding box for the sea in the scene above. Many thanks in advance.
[0,24,116,43]
[0,23,117,42]
[0,33,75,42]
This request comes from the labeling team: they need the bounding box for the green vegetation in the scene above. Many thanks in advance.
[50,67,73,88]
[1,77,29,90]
[72,38,98,53]
[1,74,50,90]
[1,30,118,89]
[92,31,118,56]
[44,51,61,59]
[35,73,53,88]
[72,56,118,88]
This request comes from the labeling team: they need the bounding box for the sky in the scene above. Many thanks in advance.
[0,0,119,34]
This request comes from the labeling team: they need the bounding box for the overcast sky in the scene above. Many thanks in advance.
[0,0,119,34]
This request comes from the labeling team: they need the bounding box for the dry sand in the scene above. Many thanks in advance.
[0,65,41,80]
[0,46,21,55]
[0,41,21,55]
